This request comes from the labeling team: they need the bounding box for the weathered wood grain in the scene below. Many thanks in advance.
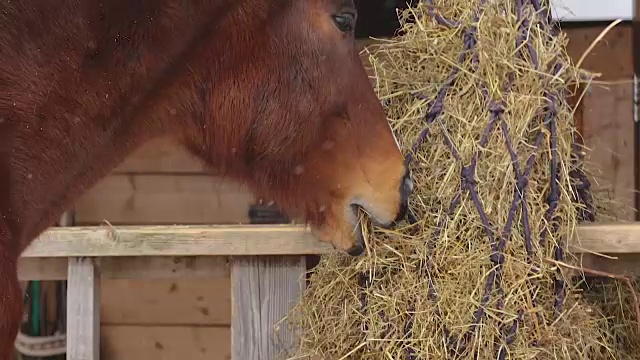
[113,138,206,174]
[73,174,255,226]
[581,83,636,220]
[101,278,231,326]
[231,256,306,360]
[100,325,230,360]
[581,253,640,276]
[18,256,230,281]
[21,225,332,258]
[67,257,100,360]
[563,24,632,81]
[18,223,640,258]
[570,222,640,254]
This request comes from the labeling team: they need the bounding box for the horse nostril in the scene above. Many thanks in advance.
[392,169,413,226]
[347,243,365,256]
[403,172,414,195]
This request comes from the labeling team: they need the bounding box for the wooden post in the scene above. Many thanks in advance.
[66,257,100,360]
[231,255,306,360]
[634,0,640,219]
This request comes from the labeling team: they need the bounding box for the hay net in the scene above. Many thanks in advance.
[287,0,633,359]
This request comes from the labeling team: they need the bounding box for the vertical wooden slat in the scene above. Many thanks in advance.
[634,0,640,219]
[231,255,306,360]
[67,257,100,360]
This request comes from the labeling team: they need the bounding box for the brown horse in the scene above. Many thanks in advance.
[0,0,413,356]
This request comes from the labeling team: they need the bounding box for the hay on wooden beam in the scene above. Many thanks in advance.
[285,1,638,359]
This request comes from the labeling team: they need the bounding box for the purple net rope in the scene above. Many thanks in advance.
[359,0,594,360]
[356,0,597,358]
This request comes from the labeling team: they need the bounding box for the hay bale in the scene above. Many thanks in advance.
[286,1,637,359]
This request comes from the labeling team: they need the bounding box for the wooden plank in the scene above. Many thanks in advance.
[580,253,640,276]
[113,138,206,174]
[18,256,229,281]
[581,82,636,220]
[571,222,640,254]
[100,325,229,360]
[561,24,636,216]
[19,223,640,258]
[21,255,640,323]
[636,0,640,221]
[18,258,69,281]
[73,174,255,226]
[101,278,231,326]
[67,257,100,360]
[22,225,331,258]
[563,23,632,80]
[231,256,306,360]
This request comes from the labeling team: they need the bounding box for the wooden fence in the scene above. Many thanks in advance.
[17,222,640,360]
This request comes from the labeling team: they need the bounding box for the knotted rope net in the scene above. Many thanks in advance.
[286,1,638,359]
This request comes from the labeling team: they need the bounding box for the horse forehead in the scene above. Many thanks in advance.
[296,0,355,17]
[317,0,355,12]
[318,0,355,9]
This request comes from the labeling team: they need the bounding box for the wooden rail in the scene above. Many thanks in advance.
[17,222,640,360]
[22,224,331,258]
[20,222,640,258]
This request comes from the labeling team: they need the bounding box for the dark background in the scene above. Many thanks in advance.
[354,0,414,38]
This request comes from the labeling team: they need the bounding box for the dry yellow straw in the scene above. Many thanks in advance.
[285,1,638,359]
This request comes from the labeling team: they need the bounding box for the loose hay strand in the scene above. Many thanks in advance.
[286,1,637,359]
[543,258,640,336]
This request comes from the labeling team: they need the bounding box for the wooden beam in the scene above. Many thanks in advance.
[20,253,640,282]
[231,256,306,360]
[18,222,640,258]
[571,222,640,253]
[66,257,100,360]
[581,253,640,276]
[73,174,255,226]
[17,256,230,281]
[634,0,640,221]
[100,325,230,360]
[22,225,331,258]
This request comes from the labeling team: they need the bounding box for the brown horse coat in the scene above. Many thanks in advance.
[0,0,412,356]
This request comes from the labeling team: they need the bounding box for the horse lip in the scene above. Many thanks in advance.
[347,242,365,256]
[391,170,413,226]
[346,205,366,257]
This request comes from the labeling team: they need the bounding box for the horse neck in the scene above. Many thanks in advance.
[0,0,248,250]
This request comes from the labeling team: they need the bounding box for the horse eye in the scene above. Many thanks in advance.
[332,12,355,33]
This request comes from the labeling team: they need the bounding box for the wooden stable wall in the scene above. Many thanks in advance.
[71,140,254,359]
[76,139,255,226]
[56,23,634,360]
[562,22,636,220]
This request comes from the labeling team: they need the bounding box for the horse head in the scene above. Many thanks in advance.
[182,0,413,255]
